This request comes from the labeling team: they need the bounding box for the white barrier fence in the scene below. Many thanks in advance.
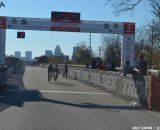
[68,67,150,107]
[0,63,20,89]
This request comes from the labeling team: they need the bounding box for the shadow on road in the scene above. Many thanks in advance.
[0,89,142,112]
[0,65,142,113]
[51,81,75,86]
[0,64,26,112]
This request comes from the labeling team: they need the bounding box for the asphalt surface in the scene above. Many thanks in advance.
[0,66,160,130]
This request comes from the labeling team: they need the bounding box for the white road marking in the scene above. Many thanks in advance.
[5,89,109,95]
[147,111,160,118]
[40,90,109,95]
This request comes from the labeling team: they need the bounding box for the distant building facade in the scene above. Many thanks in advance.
[15,51,21,59]
[54,45,63,56]
[45,50,53,57]
[63,55,69,63]
[72,47,81,62]
[25,51,32,61]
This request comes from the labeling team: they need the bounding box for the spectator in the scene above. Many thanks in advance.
[86,63,89,68]
[63,63,68,79]
[138,55,147,75]
[123,61,133,75]
[91,58,97,69]
[97,60,103,70]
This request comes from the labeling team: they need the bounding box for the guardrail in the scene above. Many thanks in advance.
[0,63,20,90]
[67,67,150,108]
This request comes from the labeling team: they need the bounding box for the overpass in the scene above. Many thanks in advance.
[0,65,160,130]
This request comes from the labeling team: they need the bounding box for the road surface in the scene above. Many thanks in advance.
[0,66,160,130]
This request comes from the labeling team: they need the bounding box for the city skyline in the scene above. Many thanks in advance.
[1,0,152,58]
[13,44,70,59]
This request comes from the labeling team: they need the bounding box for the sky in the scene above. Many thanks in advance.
[0,0,153,58]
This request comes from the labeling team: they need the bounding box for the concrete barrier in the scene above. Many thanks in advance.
[40,64,151,108]
[0,63,21,90]
[68,67,151,108]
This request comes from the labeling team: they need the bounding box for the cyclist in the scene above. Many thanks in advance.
[48,63,54,82]
[53,64,60,81]
[63,63,68,79]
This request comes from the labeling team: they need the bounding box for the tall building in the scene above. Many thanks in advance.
[63,55,69,63]
[45,50,53,57]
[54,45,63,56]
[15,51,21,58]
[72,47,81,62]
[25,51,32,61]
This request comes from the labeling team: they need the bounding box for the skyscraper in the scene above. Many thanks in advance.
[72,47,81,62]
[45,50,53,57]
[25,51,32,61]
[54,45,63,56]
[15,51,21,58]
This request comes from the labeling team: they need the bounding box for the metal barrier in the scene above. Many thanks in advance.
[0,63,19,90]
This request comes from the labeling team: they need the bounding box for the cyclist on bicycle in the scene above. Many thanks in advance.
[54,64,60,81]
[48,63,54,82]
[63,63,68,79]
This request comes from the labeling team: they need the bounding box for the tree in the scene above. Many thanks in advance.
[73,42,91,65]
[107,0,160,16]
[101,34,121,67]
[5,56,19,65]
[37,56,49,64]
[135,26,150,59]
[0,1,5,8]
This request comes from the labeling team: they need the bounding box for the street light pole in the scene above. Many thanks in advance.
[151,19,154,69]
[90,32,92,59]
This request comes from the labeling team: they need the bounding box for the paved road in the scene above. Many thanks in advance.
[0,66,160,130]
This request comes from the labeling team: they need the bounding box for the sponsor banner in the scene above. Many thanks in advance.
[121,34,135,67]
[51,27,80,32]
[6,17,51,31]
[124,22,135,34]
[0,29,6,64]
[51,22,80,32]
[6,17,126,34]
[0,16,6,29]
[80,21,124,34]
[51,11,80,23]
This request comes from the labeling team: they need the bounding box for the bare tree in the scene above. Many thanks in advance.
[101,34,122,66]
[73,42,91,65]
[107,0,160,16]
[151,0,160,17]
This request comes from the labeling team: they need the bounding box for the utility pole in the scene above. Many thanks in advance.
[99,46,101,58]
[151,19,154,69]
[90,33,92,59]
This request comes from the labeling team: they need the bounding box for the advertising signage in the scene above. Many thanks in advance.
[51,11,80,23]
[124,22,135,34]
[0,16,6,29]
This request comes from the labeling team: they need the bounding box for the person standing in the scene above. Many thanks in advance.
[48,63,54,82]
[63,63,68,79]
[54,64,60,81]
[139,55,147,75]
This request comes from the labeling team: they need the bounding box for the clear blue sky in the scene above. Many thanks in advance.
[0,0,152,58]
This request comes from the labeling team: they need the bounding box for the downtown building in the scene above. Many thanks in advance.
[15,51,21,59]
[45,50,53,57]
[25,51,32,61]
[72,46,81,63]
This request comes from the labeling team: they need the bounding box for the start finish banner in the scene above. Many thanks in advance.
[121,34,135,67]
[0,16,135,67]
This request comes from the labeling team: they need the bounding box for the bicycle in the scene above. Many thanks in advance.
[48,71,53,83]
[53,70,60,81]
